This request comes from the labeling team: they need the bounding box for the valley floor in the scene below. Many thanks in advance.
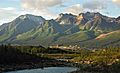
[0,45,120,73]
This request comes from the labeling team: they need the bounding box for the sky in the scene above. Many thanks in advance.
[0,0,120,25]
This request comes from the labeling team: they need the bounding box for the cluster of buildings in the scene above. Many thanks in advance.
[49,45,81,50]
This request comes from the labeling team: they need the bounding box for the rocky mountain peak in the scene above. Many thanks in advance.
[83,12,102,20]
[56,13,76,25]
[116,16,120,20]
[19,14,45,24]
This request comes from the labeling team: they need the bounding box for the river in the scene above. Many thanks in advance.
[6,67,77,73]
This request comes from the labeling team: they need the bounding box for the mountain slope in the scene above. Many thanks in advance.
[0,14,45,43]
[10,19,64,46]
[0,12,120,48]
[54,30,95,45]
[78,30,120,48]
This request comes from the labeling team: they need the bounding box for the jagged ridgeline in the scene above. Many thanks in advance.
[0,12,120,48]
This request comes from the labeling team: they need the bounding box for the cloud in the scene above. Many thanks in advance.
[20,0,68,19]
[0,7,20,18]
[0,0,115,25]
[0,7,20,24]
[21,0,64,9]
[112,0,120,6]
[23,9,58,19]
[63,0,108,15]
[0,7,16,11]
[0,0,69,25]
[83,0,106,12]
[64,4,83,15]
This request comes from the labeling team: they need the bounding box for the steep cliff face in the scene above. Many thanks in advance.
[56,13,76,25]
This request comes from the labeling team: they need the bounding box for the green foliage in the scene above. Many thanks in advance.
[54,31,95,45]
[0,45,44,64]
[71,48,120,66]
[70,48,120,72]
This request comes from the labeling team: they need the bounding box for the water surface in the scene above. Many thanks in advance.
[6,67,77,73]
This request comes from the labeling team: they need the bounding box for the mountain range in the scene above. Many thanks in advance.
[0,12,120,48]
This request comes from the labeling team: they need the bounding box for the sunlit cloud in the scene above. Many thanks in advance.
[64,4,83,15]
[20,0,68,19]
[21,0,63,9]
[112,0,120,6]
[83,0,106,12]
